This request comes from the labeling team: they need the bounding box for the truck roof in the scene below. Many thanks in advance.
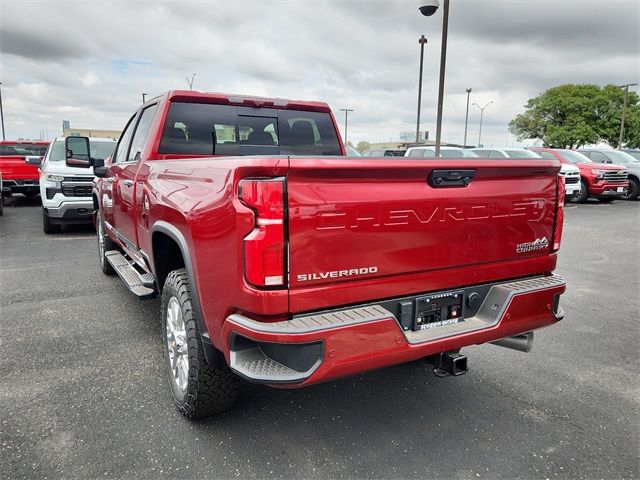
[165,90,332,113]
[52,136,116,143]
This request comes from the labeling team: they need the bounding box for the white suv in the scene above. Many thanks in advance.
[36,137,115,233]
[405,146,479,158]
[471,147,581,199]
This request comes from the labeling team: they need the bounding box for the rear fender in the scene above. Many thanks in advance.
[151,221,225,367]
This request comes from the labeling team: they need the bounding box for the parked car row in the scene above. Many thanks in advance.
[2,138,636,234]
[359,145,638,202]
[0,138,117,232]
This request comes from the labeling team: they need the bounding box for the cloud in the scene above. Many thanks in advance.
[80,73,100,88]
[0,0,638,147]
[0,26,90,61]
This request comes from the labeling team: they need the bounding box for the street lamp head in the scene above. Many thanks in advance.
[418,0,439,16]
[466,88,472,93]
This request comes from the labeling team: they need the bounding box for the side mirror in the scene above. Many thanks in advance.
[93,158,108,178]
[604,159,613,164]
[25,156,42,167]
[66,136,92,168]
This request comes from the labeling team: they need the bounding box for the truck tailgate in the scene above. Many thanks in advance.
[286,158,560,312]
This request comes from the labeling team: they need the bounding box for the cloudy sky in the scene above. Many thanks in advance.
[1,0,639,147]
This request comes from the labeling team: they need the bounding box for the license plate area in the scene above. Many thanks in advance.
[413,291,464,331]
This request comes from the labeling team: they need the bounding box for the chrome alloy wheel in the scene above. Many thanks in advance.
[166,296,189,393]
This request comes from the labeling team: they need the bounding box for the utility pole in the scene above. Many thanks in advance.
[0,82,5,141]
[473,101,493,147]
[618,83,638,149]
[339,108,354,145]
[463,88,472,148]
[434,0,450,157]
[186,74,196,91]
[142,93,147,103]
[415,35,428,145]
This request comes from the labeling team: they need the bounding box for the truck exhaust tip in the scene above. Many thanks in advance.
[490,332,534,353]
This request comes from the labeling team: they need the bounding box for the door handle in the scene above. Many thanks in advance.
[122,180,134,187]
[428,169,476,188]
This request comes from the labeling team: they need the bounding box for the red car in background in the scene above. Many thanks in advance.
[530,147,628,203]
[0,140,50,197]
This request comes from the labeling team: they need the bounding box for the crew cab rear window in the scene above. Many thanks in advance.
[159,102,342,156]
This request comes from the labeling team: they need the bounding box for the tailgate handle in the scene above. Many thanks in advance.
[428,169,476,188]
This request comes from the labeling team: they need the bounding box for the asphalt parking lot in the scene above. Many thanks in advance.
[1,196,638,479]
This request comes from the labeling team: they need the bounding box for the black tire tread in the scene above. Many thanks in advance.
[97,210,116,275]
[572,179,589,203]
[162,269,239,419]
[623,178,639,201]
[42,209,61,234]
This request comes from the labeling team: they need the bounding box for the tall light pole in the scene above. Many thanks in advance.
[418,0,449,156]
[463,88,472,148]
[415,35,428,145]
[618,83,638,149]
[142,93,147,103]
[0,82,5,141]
[473,101,493,147]
[340,108,354,145]
[186,73,196,91]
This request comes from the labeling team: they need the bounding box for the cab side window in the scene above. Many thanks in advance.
[489,150,507,159]
[127,104,159,162]
[589,152,609,163]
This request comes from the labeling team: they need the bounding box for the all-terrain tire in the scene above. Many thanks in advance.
[96,209,116,275]
[42,209,61,234]
[572,180,589,203]
[622,178,639,201]
[161,269,239,419]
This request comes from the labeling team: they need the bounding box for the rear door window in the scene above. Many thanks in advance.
[159,102,342,156]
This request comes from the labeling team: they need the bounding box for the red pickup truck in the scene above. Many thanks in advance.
[530,147,628,203]
[0,140,49,197]
[66,91,566,419]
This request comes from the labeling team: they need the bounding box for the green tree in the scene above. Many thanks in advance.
[356,141,370,152]
[509,84,640,149]
[595,85,640,148]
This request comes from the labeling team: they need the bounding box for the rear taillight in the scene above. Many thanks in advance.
[238,178,286,288]
[552,175,565,252]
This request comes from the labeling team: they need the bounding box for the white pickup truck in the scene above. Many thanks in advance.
[27,137,116,233]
